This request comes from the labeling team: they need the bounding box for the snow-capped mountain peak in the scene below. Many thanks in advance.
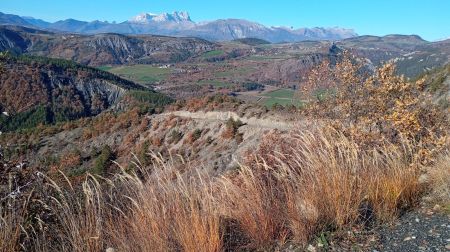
[129,11,192,24]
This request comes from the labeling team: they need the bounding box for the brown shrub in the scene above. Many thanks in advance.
[299,53,448,165]
[185,129,202,144]
[151,135,164,147]
[59,150,82,169]
[221,118,243,140]
[185,97,209,112]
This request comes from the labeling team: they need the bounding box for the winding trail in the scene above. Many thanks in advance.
[162,110,294,131]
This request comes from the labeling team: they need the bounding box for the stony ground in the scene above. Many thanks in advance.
[295,203,450,252]
[371,204,450,252]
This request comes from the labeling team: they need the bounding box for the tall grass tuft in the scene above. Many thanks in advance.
[218,127,423,247]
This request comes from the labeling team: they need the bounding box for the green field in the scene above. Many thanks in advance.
[106,65,172,84]
[97,65,114,71]
[258,89,302,107]
[201,50,225,58]
[263,89,295,99]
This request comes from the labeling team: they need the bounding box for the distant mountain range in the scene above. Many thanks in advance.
[0,11,357,42]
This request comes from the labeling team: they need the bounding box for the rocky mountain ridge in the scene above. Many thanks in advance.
[0,11,357,42]
[129,11,193,24]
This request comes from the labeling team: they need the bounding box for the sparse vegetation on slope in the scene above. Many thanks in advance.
[418,63,450,109]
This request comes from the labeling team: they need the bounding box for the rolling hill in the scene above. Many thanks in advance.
[0,25,216,66]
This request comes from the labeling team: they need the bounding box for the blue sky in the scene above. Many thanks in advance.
[1,0,449,41]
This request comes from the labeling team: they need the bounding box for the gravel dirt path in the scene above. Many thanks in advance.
[163,110,294,130]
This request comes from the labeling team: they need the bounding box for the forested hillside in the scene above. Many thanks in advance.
[0,54,171,131]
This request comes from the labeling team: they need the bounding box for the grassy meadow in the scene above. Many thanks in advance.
[103,65,172,84]
[257,88,303,107]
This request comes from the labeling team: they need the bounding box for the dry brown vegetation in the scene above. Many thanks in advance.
[300,53,448,165]
[1,58,449,251]
[425,152,450,204]
[1,124,448,251]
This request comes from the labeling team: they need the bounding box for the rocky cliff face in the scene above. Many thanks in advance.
[0,26,29,52]
[0,26,216,66]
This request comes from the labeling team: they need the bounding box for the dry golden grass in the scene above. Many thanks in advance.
[105,160,222,252]
[218,127,423,248]
[0,200,27,252]
[426,152,450,203]
[27,156,222,252]
[1,126,446,251]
